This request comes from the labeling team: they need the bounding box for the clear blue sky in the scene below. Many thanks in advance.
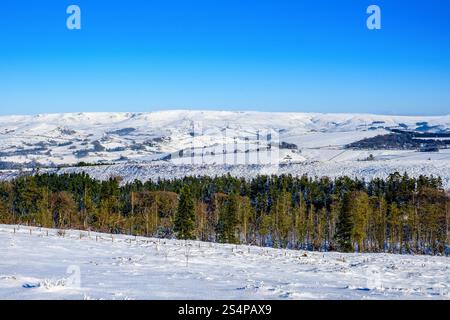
[1,0,449,116]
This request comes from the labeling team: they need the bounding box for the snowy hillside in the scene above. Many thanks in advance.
[1,110,450,188]
[0,225,448,300]
[18,160,449,191]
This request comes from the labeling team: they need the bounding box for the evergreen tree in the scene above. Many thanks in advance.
[389,203,400,252]
[335,193,353,252]
[349,191,370,252]
[328,196,341,250]
[238,196,253,244]
[259,214,272,246]
[270,190,292,247]
[174,186,196,240]
[0,196,7,224]
[216,192,239,244]
[294,193,307,248]
[369,196,387,251]
[195,201,209,241]
[0,182,13,224]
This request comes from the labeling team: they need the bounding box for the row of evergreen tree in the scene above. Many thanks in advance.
[0,172,448,255]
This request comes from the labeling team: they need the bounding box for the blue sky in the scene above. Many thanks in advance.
[0,0,449,116]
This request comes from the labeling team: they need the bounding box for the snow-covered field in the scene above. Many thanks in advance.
[0,225,448,300]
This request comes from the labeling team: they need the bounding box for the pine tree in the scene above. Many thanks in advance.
[216,192,239,244]
[238,196,253,244]
[369,196,387,252]
[174,186,196,240]
[195,201,209,241]
[328,196,341,250]
[389,203,400,253]
[335,192,353,252]
[270,190,292,248]
[305,205,315,249]
[0,196,7,224]
[0,182,13,224]
[315,207,327,250]
[259,214,272,246]
[349,191,370,252]
[294,193,307,248]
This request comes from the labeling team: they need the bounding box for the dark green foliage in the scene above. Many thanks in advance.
[335,192,353,252]
[174,186,196,240]
[216,192,239,244]
[0,171,448,255]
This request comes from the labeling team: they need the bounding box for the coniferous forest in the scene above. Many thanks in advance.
[0,172,448,255]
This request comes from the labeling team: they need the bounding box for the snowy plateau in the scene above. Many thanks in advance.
[0,225,448,300]
[1,110,450,189]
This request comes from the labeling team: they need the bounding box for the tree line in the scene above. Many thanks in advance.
[0,172,448,255]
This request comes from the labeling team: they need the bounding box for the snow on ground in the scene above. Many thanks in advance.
[0,225,448,300]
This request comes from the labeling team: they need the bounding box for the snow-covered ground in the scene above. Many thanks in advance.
[0,225,448,300]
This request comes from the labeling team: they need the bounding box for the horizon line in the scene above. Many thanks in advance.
[1,108,450,118]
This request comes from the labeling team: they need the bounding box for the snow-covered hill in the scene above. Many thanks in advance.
[0,225,448,300]
[1,110,450,188]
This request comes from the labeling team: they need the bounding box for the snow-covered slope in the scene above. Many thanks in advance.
[0,225,448,300]
[1,110,450,188]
